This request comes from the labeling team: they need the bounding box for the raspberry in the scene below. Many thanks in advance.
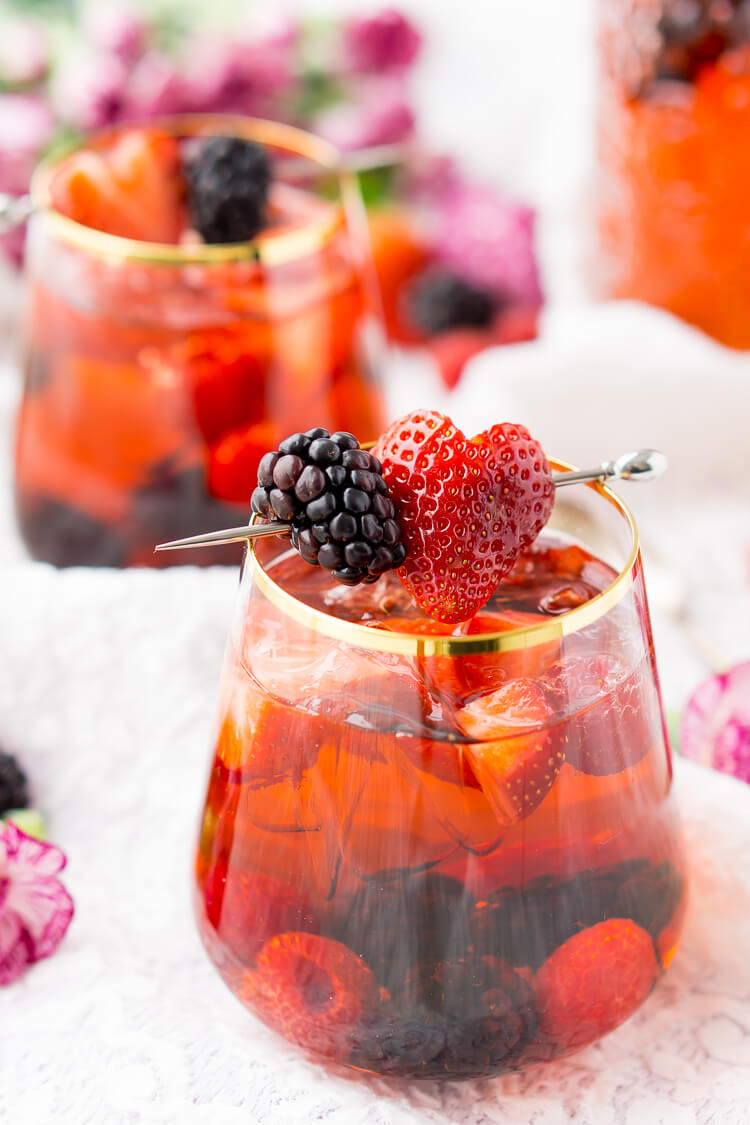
[251,427,406,586]
[201,863,318,966]
[374,411,554,623]
[407,271,498,336]
[534,918,658,1052]
[0,753,29,815]
[184,136,271,244]
[247,932,378,1054]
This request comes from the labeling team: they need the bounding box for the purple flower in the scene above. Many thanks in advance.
[344,8,422,73]
[0,822,74,986]
[315,75,415,151]
[51,50,130,130]
[681,662,750,784]
[83,2,147,64]
[434,184,544,308]
[0,18,49,86]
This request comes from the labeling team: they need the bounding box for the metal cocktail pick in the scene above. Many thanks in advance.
[154,448,667,553]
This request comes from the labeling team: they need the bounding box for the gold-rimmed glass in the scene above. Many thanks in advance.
[15,115,386,567]
[194,467,686,1080]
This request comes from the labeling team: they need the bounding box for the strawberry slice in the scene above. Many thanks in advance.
[534,919,657,1052]
[374,410,554,624]
[207,420,277,504]
[50,128,183,243]
[458,678,561,825]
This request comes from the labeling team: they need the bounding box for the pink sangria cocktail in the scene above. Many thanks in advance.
[193,413,685,1080]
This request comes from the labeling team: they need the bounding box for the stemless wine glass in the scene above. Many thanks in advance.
[194,465,686,1081]
[14,115,385,567]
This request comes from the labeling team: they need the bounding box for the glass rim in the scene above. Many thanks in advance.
[30,113,348,268]
[246,458,641,656]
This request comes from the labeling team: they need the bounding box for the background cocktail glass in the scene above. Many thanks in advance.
[15,115,386,567]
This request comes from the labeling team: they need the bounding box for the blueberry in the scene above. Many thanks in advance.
[294,465,326,502]
[330,512,358,541]
[343,488,371,513]
[272,455,304,490]
[257,452,278,488]
[306,491,337,521]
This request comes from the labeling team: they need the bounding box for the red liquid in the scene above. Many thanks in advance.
[194,533,685,1079]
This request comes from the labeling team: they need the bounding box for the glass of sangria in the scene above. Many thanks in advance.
[194,455,685,1081]
[597,0,750,347]
[15,116,385,567]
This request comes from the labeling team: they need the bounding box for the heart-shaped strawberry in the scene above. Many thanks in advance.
[374,410,554,623]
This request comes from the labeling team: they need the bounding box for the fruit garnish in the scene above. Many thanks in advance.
[374,410,554,623]
[208,421,278,505]
[251,427,406,586]
[407,270,498,336]
[184,135,271,244]
[0,752,29,816]
[533,918,657,1051]
[458,678,560,824]
[680,660,750,784]
[202,863,318,964]
[50,129,183,243]
[247,932,378,1051]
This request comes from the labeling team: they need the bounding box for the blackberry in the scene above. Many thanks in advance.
[0,752,29,815]
[407,270,499,336]
[184,136,271,244]
[251,428,407,586]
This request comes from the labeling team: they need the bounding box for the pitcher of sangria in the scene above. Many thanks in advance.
[193,411,686,1081]
[597,0,750,347]
[14,116,385,567]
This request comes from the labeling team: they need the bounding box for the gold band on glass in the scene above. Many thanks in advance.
[30,114,347,268]
[247,460,640,657]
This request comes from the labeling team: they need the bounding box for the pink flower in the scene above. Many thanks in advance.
[434,184,544,308]
[681,662,750,784]
[315,76,415,151]
[177,35,294,116]
[83,2,148,64]
[0,18,49,86]
[343,8,422,73]
[0,94,54,194]
[0,822,74,986]
[122,51,188,121]
[51,50,130,130]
